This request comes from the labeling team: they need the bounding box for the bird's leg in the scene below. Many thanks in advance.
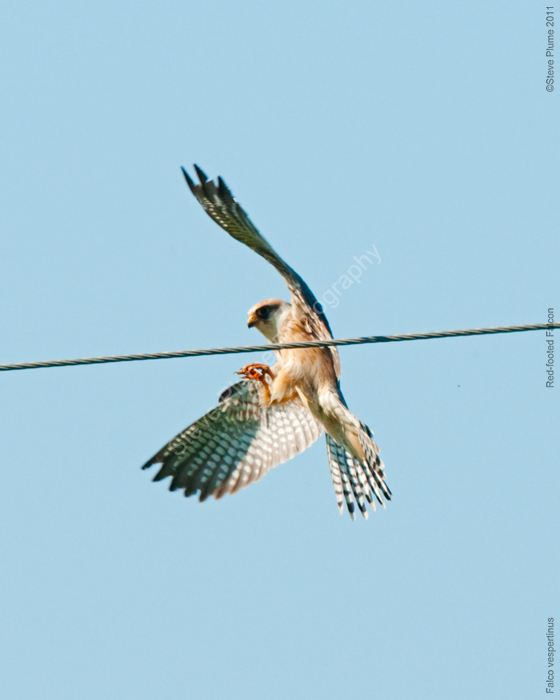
[236,363,274,404]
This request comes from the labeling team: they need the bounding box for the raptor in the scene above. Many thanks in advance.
[142,166,391,519]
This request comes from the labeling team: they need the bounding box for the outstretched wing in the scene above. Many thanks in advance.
[182,165,341,378]
[142,380,323,501]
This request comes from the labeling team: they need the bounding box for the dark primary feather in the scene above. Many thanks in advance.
[181,165,341,378]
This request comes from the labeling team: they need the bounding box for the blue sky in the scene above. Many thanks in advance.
[1,1,558,699]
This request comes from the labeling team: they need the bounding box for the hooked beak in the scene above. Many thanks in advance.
[247,315,257,328]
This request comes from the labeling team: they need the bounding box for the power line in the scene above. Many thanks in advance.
[0,323,556,373]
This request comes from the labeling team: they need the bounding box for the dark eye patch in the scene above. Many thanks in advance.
[256,306,270,319]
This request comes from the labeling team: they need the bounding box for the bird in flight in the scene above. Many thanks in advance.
[142,166,391,519]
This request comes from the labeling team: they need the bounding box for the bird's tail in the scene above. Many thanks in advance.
[325,424,391,520]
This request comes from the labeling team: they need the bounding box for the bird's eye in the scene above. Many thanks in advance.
[256,306,270,319]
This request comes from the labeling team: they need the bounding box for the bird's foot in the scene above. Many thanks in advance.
[236,363,273,384]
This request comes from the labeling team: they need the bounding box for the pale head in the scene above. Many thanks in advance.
[247,298,291,341]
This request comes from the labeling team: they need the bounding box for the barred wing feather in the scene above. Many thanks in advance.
[142,380,323,501]
[325,433,391,520]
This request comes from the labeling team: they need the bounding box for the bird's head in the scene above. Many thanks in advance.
[247,299,291,341]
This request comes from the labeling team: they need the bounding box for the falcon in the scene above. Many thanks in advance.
[142,166,391,519]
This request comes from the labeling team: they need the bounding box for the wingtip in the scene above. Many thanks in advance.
[217,176,234,202]
[181,166,196,193]
[193,163,208,183]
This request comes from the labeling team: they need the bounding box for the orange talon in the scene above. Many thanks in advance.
[236,362,273,384]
